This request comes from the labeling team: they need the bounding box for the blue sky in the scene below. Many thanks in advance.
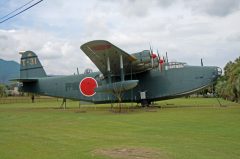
[0,0,240,75]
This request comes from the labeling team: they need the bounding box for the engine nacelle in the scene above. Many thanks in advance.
[131,50,159,69]
[132,50,151,63]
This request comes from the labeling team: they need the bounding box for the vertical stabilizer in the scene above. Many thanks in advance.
[20,51,47,78]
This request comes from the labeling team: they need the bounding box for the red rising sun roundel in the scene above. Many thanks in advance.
[79,77,98,97]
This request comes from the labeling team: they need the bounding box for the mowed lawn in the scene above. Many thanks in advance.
[0,98,240,159]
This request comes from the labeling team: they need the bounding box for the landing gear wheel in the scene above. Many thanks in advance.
[141,99,150,107]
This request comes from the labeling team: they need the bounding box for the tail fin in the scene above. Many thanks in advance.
[20,51,47,79]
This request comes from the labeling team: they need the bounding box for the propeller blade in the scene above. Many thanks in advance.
[166,52,168,63]
[149,44,153,55]
[157,50,161,71]
[157,50,160,59]
[151,56,154,68]
[149,44,154,68]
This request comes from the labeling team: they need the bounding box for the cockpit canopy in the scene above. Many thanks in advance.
[166,62,186,69]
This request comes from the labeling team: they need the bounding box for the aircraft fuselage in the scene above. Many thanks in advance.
[21,64,220,103]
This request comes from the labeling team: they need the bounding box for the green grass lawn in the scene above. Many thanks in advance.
[0,98,240,159]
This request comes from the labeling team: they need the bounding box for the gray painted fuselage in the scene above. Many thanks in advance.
[22,64,220,103]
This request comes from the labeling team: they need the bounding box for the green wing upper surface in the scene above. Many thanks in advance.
[80,40,151,76]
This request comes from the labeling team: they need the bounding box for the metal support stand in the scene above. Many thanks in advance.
[61,98,66,109]
[120,55,124,81]
[107,57,112,84]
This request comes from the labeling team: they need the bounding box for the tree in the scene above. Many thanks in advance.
[216,56,240,102]
[0,84,6,97]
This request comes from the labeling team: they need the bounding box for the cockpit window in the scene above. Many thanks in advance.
[84,68,93,74]
[166,62,186,70]
[95,73,105,81]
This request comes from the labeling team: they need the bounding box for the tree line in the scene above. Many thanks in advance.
[0,84,7,97]
[215,56,240,103]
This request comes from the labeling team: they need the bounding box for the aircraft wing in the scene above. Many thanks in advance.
[81,40,150,76]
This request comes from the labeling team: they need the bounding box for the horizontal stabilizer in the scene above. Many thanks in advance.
[95,80,138,93]
[10,78,38,83]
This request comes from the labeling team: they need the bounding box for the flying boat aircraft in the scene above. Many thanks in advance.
[15,40,222,106]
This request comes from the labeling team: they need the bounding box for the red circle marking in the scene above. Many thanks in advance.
[151,53,157,59]
[79,77,98,97]
[160,59,164,64]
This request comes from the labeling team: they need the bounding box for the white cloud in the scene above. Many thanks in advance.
[0,29,96,75]
[0,0,240,74]
[184,0,240,17]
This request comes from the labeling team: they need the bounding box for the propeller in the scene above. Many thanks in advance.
[201,58,203,66]
[157,50,165,72]
[157,50,161,71]
[149,45,154,67]
[149,44,157,68]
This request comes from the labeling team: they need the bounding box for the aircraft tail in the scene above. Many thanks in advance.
[20,51,47,79]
